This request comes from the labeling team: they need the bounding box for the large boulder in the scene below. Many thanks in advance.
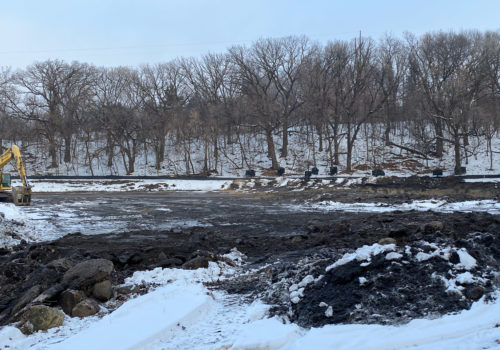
[59,289,86,316]
[92,280,112,301]
[19,305,64,335]
[62,259,114,290]
[182,256,212,270]
[47,258,74,273]
[72,299,99,318]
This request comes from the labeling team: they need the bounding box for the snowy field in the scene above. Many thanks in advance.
[23,179,232,193]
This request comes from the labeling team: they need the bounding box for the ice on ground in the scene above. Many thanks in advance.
[303,199,500,214]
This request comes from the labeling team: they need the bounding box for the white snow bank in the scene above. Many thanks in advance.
[29,179,232,192]
[303,199,500,214]
[52,283,213,350]
[234,294,500,350]
[1,262,499,350]
[230,318,302,350]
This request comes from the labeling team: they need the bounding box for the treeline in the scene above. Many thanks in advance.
[0,30,499,174]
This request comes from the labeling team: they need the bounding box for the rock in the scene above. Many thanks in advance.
[72,298,99,318]
[31,284,65,305]
[11,285,42,316]
[19,305,64,334]
[182,256,212,270]
[378,237,397,245]
[93,280,112,301]
[62,259,114,289]
[421,221,444,234]
[115,284,141,295]
[59,289,86,315]
[307,221,322,233]
[449,251,460,264]
[159,258,183,268]
[388,228,407,238]
[466,286,484,301]
[47,258,74,273]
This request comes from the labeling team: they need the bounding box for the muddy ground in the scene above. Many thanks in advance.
[0,176,499,328]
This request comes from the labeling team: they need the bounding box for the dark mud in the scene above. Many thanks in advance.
[0,177,499,328]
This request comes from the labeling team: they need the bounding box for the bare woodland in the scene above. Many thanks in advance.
[0,31,499,175]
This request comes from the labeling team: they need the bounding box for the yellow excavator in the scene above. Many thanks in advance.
[0,145,31,206]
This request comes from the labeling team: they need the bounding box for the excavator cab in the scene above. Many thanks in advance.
[0,172,31,205]
[1,173,11,188]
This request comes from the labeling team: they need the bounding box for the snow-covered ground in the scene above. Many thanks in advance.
[1,255,499,350]
[301,199,500,214]
[3,125,499,178]
[25,179,232,192]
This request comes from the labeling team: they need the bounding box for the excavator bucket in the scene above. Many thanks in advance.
[12,186,31,206]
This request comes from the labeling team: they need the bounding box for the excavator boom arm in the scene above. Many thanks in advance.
[0,145,29,187]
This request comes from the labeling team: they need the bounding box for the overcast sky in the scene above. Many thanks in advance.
[1,0,499,69]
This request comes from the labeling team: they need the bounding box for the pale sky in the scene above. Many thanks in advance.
[1,0,499,69]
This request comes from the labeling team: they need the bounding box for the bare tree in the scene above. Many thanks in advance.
[230,44,281,169]
[138,61,186,171]
[409,31,484,173]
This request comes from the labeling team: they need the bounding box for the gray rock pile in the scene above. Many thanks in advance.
[0,258,116,334]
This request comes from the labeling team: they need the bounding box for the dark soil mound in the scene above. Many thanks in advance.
[263,231,500,328]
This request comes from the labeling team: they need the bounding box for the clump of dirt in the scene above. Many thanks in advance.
[290,232,499,327]
[223,231,499,328]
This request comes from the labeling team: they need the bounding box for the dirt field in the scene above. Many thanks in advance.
[0,176,499,328]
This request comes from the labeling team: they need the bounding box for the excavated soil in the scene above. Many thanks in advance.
[0,176,499,327]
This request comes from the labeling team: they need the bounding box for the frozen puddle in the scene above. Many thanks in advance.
[300,199,500,214]
[0,197,210,246]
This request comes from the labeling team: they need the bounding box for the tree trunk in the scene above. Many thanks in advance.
[453,129,461,174]
[384,120,391,146]
[487,137,493,170]
[48,139,58,168]
[435,119,444,158]
[63,136,71,163]
[106,133,114,167]
[346,139,353,172]
[317,124,323,152]
[213,138,218,173]
[265,127,279,170]
[280,119,288,158]
[159,135,166,164]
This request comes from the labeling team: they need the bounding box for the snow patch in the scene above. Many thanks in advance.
[325,243,396,272]
[304,199,500,214]
[456,248,477,270]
